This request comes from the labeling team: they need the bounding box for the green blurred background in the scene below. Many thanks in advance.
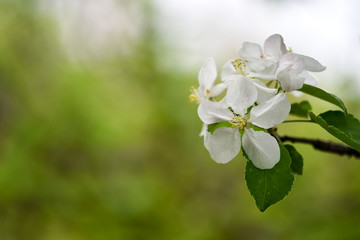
[0,0,360,239]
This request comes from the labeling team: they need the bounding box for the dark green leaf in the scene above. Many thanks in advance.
[299,84,347,114]
[245,144,294,212]
[290,101,312,118]
[309,111,360,152]
[207,122,232,134]
[284,144,303,175]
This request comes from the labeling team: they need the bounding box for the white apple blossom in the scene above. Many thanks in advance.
[198,77,290,169]
[190,58,229,137]
[197,57,227,101]
[221,35,283,103]
[276,52,326,92]
[221,34,326,93]
[189,57,227,104]
[222,34,286,82]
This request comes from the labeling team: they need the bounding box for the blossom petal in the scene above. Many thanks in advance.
[247,58,277,74]
[208,83,228,98]
[197,85,206,100]
[238,42,263,60]
[277,53,304,74]
[221,60,237,82]
[243,128,280,169]
[297,54,326,72]
[291,71,318,97]
[225,75,257,116]
[291,90,303,97]
[249,93,290,129]
[251,80,277,104]
[204,127,241,164]
[277,70,305,92]
[198,100,233,124]
[249,72,277,81]
[199,124,208,137]
[276,53,305,91]
[301,71,318,86]
[198,57,217,89]
[264,34,286,59]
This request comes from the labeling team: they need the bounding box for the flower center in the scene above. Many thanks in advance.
[229,116,247,130]
[189,86,199,103]
[231,58,248,75]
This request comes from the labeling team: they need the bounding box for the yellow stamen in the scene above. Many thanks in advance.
[231,58,247,75]
[228,116,247,130]
[189,86,199,104]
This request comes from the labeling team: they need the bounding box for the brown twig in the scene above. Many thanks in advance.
[267,128,360,158]
[279,135,360,158]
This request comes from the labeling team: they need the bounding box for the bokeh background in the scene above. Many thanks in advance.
[0,0,360,239]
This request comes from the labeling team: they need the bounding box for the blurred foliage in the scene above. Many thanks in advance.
[0,1,360,240]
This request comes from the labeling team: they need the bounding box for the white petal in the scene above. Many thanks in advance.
[197,100,233,124]
[290,71,318,97]
[199,124,207,137]
[238,42,263,60]
[204,127,241,164]
[221,60,237,82]
[249,93,290,129]
[277,53,304,74]
[276,53,306,91]
[208,83,227,98]
[247,58,277,74]
[277,70,305,92]
[198,57,217,89]
[197,85,206,100]
[297,54,326,72]
[264,34,286,59]
[248,72,276,81]
[243,128,280,169]
[225,75,257,116]
[300,71,318,86]
[290,90,303,97]
[251,80,277,104]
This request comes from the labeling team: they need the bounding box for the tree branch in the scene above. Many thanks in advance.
[279,135,360,158]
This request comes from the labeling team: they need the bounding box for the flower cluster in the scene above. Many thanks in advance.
[191,34,326,169]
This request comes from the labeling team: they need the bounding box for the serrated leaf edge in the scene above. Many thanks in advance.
[244,145,295,212]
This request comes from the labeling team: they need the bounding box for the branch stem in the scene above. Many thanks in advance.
[269,128,360,158]
[279,135,360,158]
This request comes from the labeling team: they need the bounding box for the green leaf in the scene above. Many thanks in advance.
[290,101,312,118]
[299,84,347,114]
[251,125,265,131]
[309,111,360,152]
[284,144,303,175]
[245,144,294,212]
[207,122,232,134]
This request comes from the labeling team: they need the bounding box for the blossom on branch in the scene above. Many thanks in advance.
[197,57,227,101]
[198,77,290,169]
[221,34,326,92]
[276,53,326,92]
[222,34,286,81]
[191,33,326,170]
